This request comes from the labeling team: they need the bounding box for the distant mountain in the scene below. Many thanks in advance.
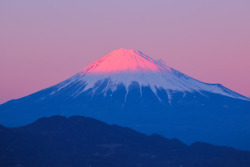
[1,115,250,167]
[0,48,250,150]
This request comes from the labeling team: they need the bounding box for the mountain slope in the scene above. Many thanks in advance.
[0,48,250,150]
[55,48,248,100]
[1,116,250,167]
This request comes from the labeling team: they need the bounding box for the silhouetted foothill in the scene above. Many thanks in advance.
[1,116,250,167]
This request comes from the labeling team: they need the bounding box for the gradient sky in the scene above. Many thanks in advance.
[1,0,250,104]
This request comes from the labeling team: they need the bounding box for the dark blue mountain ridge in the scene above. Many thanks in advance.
[1,115,250,167]
[0,48,249,150]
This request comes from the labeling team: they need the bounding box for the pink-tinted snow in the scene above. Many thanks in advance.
[82,48,172,74]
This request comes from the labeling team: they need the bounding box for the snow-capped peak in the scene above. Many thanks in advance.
[81,48,172,74]
[55,49,249,101]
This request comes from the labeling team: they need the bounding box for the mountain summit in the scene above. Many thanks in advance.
[57,48,248,101]
[0,49,250,150]
[82,48,171,73]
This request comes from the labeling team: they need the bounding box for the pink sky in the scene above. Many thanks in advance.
[1,0,250,104]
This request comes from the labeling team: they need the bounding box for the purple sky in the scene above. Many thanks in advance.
[1,0,250,104]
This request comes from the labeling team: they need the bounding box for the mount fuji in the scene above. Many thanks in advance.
[0,48,250,150]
